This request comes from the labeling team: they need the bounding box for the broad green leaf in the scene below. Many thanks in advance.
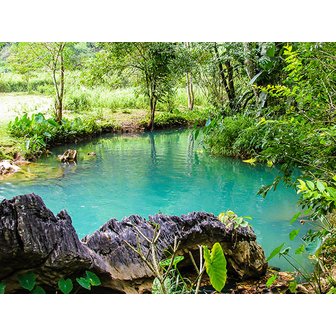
[58,278,73,294]
[266,44,276,58]
[289,229,300,241]
[85,271,101,286]
[266,274,277,288]
[306,181,315,190]
[316,180,325,193]
[159,256,184,268]
[32,286,46,294]
[76,277,91,290]
[0,281,6,294]
[203,242,227,292]
[290,211,301,224]
[267,243,285,261]
[295,244,305,255]
[17,272,36,291]
[288,281,297,293]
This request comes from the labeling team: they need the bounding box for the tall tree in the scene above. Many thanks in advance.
[184,42,194,110]
[7,42,69,123]
[93,42,178,130]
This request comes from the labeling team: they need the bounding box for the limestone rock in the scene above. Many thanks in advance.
[58,149,77,163]
[0,160,21,176]
[0,193,268,293]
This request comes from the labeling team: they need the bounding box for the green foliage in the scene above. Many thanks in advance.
[159,256,184,268]
[296,178,336,218]
[267,243,285,261]
[85,271,101,286]
[0,281,6,294]
[76,277,91,290]
[289,229,300,241]
[76,271,101,291]
[58,278,74,294]
[8,112,117,158]
[266,274,277,288]
[203,242,227,292]
[17,272,36,291]
[32,286,46,294]
[218,210,251,228]
[327,287,336,294]
[288,281,298,293]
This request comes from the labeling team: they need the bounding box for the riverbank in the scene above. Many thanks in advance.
[0,93,207,163]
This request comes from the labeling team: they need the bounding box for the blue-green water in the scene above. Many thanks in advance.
[0,129,308,270]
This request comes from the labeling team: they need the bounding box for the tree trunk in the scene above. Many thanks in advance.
[57,50,65,123]
[51,43,65,124]
[148,91,157,131]
[243,42,259,105]
[225,60,235,111]
[186,72,194,110]
[213,43,234,113]
[185,42,194,110]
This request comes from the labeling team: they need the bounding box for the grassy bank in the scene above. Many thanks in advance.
[0,90,208,161]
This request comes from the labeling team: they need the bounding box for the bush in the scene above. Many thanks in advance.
[8,113,117,158]
[205,115,255,157]
[64,91,92,111]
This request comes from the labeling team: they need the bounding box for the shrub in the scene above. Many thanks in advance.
[8,113,117,158]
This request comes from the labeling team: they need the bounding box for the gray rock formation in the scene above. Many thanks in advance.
[0,193,267,293]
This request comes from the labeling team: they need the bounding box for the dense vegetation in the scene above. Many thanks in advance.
[1,42,336,293]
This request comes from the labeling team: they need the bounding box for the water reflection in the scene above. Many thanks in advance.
[0,129,306,271]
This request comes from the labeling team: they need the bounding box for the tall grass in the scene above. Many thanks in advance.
[64,85,209,113]
[0,70,209,113]
[0,72,53,94]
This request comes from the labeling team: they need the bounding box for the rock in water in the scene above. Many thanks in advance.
[58,149,77,163]
[0,193,267,293]
[0,160,21,176]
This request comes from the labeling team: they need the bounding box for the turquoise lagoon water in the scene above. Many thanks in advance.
[0,129,308,270]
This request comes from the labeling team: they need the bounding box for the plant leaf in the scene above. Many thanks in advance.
[266,274,277,288]
[76,277,91,290]
[289,229,300,241]
[290,211,301,224]
[242,157,257,165]
[159,256,184,268]
[0,281,6,294]
[32,286,46,294]
[203,242,227,292]
[85,271,101,286]
[267,243,285,261]
[316,180,325,193]
[58,278,73,294]
[17,272,36,291]
[295,244,306,255]
[288,281,298,293]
